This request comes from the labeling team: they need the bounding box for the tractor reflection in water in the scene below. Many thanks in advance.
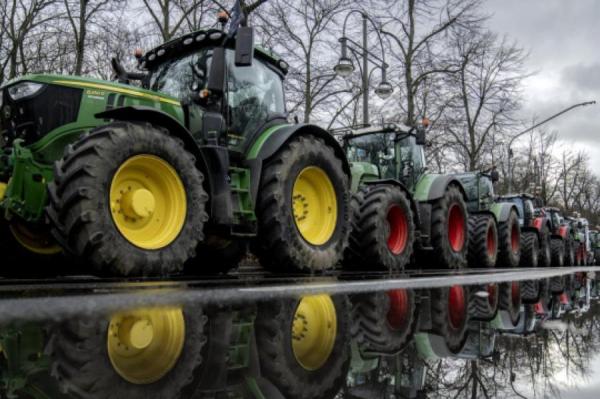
[0,273,598,399]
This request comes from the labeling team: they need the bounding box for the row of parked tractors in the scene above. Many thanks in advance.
[0,26,598,278]
[1,273,595,398]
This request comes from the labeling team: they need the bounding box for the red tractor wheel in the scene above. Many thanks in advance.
[498,210,520,268]
[351,290,417,356]
[387,206,409,255]
[344,185,415,271]
[467,215,497,268]
[431,285,469,352]
[430,185,468,269]
[499,281,521,326]
[469,283,499,321]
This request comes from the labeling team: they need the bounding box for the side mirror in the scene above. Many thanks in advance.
[235,26,254,66]
[415,127,426,145]
[207,47,226,95]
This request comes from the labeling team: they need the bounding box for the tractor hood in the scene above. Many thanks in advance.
[0,74,182,146]
[1,74,179,106]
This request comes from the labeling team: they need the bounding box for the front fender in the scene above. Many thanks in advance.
[413,173,466,202]
[245,123,350,205]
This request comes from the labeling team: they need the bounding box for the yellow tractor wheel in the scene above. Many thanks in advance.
[255,295,351,399]
[47,306,207,397]
[46,122,208,276]
[254,135,350,273]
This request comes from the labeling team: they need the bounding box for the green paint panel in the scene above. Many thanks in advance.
[412,174,441,202]
[350,162,379,192]
[246,124,289,160]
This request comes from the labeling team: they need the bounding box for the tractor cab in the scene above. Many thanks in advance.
[139,29,289,154]
[335,123,427,190]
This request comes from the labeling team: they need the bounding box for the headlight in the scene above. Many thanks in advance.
[7,82,45,101]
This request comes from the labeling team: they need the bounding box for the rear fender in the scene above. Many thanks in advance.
[558,225,570,239]
[245,123,350,205]
[490,202,518,224]
[413,174,467,203]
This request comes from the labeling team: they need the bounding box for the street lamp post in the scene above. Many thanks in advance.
[334,11,392,125]
[506,100,596,193]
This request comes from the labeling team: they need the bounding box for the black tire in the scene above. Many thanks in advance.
[46,308,207,399]
[255,295,351,399]
[551,238,565,267]
[345,185,415,271]
[498,281,521,326]
[254,135,350,273]
[186,236,247,275]
[46,122,208,276]
[538,224,552,268]
[467,215,497,268]
[519,231,539,267]
[343,187,369,267]
[521,280,541,304]
[565,239,575,266]
[468,284,499,321]
[550,276,565,294]
[351,290,417,356]
[0,219,70,277]
[430,185,468,269]
[430,286,469,352]
[497,210,520,268]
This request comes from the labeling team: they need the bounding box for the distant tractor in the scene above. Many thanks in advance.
[567,216,591,265]
[337,123,469,271]
[544,207,576,266]
[0,26,351,276]
[452,170,521,269]
[497,193,552,268]
[591,230,600,265]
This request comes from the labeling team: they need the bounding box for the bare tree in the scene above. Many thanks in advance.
[139,0,211,42]
[255,0,351,123]
[443,30,527,171]
[374,0,484,126]
[0,0,60,83]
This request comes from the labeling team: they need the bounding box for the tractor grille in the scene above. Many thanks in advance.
[0,84,82,144]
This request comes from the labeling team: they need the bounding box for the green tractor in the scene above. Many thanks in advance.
[591,230,600,266]
[0,25,350,276]
[338,123,469,270]
[451,170,521,269]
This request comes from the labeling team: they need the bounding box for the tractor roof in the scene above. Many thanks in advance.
[330,123,413,139]
[544,206,561,212]
[140,28,288,75]
[497,193,536,200]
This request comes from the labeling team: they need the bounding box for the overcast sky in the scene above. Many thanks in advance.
[484,0,600,176]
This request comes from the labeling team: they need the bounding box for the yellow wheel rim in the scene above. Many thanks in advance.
[107,307,185,384]
[9,223,62,255]
[292,295,337,371]
[110,155,186,249]
[292,167,337,245]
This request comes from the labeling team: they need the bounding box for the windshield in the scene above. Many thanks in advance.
[148,49,212,102]
[346,133,397,178]
[397,135,425,176]
[225,50,285,137]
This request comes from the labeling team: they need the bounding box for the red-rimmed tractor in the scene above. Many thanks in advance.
[452,170,521,269]
[337,123,469,271]
[544,207,577,266]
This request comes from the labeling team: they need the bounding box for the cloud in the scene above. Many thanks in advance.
[562,63,600,93]
[484,0,600,175]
